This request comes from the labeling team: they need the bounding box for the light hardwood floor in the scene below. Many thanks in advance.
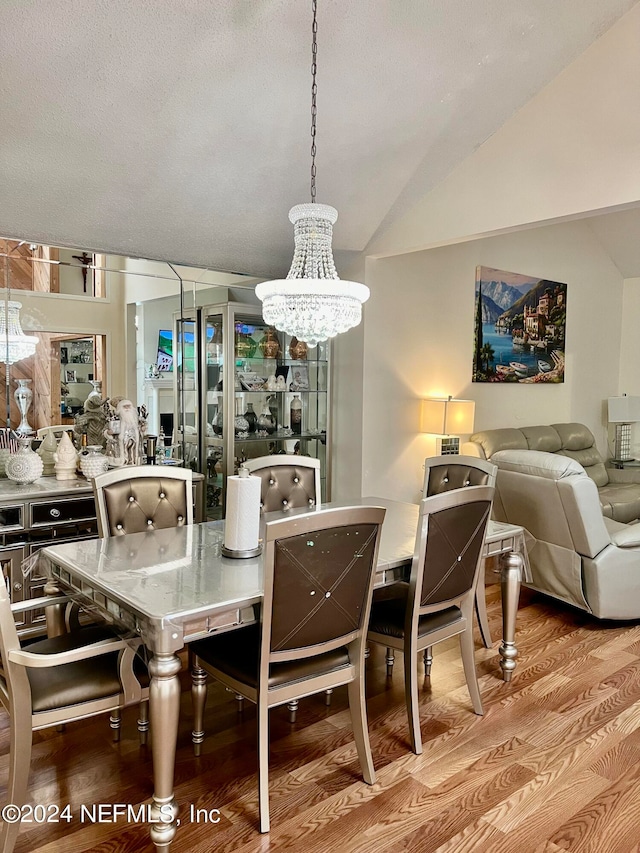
[4,579,640,853]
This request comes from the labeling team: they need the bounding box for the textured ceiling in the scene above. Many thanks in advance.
[0,0,637,277]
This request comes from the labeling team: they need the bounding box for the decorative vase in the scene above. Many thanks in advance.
[257,403,276,435]
[289,337,308,360]
[244,403,257,433]
[87,379,102,401]
[234,398,249,437]
[290,394,302,435]
[14,379,34,436]
[235,328,257,359]
[259,328,281,359]
[80,445,109,480]
[211,408,223,436]
[6,437,44,484]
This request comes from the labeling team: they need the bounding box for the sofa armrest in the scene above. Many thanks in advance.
[609,525,640,548]
[606,467,640,485]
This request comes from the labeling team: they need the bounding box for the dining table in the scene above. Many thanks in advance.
[39,495,530,852]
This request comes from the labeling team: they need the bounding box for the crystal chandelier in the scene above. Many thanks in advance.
[0,301,38,364]
[255,0,369,347]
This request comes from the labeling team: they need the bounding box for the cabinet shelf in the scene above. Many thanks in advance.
[174,303,331,521]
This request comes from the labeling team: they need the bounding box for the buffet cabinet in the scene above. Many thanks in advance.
[174,301,331,520]
[0,479,98,638]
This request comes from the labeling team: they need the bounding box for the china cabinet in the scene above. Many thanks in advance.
[174,301,331,520]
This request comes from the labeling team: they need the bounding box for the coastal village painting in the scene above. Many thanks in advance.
[473,266,567,383]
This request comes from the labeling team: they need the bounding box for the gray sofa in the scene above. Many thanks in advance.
[463,422,640,524]
[489,449,640,619]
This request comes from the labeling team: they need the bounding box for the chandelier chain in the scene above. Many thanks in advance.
[310,0,318,203]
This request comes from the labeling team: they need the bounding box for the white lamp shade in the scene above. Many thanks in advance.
[608,396,640,423]
[421,398,475,435]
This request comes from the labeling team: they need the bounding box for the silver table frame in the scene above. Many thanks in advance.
[41,497,529,852]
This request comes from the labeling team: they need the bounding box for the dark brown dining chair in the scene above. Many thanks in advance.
[190,504,386,832]
[368,485,494,754]
[0,584,147,853]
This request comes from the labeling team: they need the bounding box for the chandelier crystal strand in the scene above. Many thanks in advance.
[255,0,369,344]
[0,301,38,364]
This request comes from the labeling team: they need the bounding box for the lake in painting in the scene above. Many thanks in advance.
[472,266,567,384]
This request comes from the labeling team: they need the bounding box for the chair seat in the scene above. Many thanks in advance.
[369,596,462,640]
[26,626,147,713]
[192,623,350,690]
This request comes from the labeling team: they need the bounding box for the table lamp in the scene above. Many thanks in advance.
[608,395,640,462]
[421,396,475,455]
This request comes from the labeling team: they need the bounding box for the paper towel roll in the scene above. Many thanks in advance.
[224,472,261,553]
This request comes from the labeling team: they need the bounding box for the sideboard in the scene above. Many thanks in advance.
[0,472,204,638]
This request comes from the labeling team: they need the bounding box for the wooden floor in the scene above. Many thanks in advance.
[5,579,640,853]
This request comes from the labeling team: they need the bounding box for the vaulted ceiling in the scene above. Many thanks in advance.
[1,0,638,277]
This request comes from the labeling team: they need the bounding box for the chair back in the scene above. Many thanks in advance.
[245,455,320,512]
[261,506,385,673]
[36,426,69,440]
[423,455,496,497]
[411,486,493,615]
[92,465,193,537]
[0,572,31,719]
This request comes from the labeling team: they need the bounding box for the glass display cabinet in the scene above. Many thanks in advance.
[174,301,330,520]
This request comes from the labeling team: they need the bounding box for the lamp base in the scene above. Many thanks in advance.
[613,423,632,463]
[436,436,460,455]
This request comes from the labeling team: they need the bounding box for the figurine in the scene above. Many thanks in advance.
[265,374,277,391]
[54,431,78,480]
[37,431,58,476]
[74,392,107,448]
[103,397,147,466]
[276,375,287,391]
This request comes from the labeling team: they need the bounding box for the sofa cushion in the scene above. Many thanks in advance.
[597,483,640,524]
[520,426,562,453]
[469,428,527,459]
[551,422,596,451]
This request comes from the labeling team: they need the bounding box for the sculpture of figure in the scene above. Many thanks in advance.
[103,397,147,466]
[54,431,78,480]
[74,393,107,448]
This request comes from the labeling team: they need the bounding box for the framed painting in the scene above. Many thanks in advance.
[472,266,567,383]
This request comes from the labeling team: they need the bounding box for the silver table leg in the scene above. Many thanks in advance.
[499,551,524,682]
[149,652,182,851]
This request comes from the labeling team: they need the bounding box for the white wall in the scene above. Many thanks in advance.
[368,3,640,259]
[346,218,623,505]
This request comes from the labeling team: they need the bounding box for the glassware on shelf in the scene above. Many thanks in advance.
[234,398,249,437]
[257,402,276,435]
[259,328,281,359]
[289,337,308,360]
[244,402,257,433]
[211,407,223,435]
[290,394,302,435]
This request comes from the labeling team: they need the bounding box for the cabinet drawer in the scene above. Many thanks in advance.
[0,504,25,532]
[30,497,96,528]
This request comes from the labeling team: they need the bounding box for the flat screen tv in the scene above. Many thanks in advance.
[156,328,215,373]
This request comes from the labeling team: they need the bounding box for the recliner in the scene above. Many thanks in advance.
[490,448,640,619]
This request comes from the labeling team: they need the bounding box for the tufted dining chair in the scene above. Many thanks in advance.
[92,465,193,537]
[368,485,494,754]
[422,455,497,650]
[0,583,147,853]
[191,504,385,832]
[244,454,320,512]
[91,465,194,738]
[242,454,323,719]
